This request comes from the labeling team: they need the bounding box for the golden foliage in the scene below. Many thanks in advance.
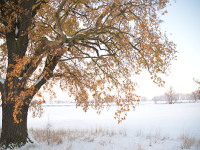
[0,0,176,123]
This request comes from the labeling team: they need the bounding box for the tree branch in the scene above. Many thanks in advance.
[129,41,150,71]
[0,15,8,25]
[0,31,5,38]
[18,38,50,86]
[55,0,68,40]
[30,53,62,97]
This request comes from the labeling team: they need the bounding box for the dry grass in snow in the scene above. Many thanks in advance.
[179,131,200,150]
[13,127,200,150]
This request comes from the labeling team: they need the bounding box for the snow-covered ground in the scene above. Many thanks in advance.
[0,103,200,150]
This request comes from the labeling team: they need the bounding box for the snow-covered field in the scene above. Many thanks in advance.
[0,103,200,150]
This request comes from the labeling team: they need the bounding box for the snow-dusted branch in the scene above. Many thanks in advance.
[0,76,5,94]
[34,74,45,85]
[55,0,68,40]
[0,76,5,85]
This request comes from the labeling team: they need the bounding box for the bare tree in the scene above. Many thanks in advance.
[165,87,176,104]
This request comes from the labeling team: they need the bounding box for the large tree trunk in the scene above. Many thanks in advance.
[0,1,61,148]
[0,28,31,148]
[0,101,30,149]
[0,30,31,147]
[0,1,33,147]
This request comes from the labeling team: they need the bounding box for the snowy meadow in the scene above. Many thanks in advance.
[0,102,200,150]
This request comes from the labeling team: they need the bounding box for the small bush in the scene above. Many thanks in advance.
[179,132,196,149]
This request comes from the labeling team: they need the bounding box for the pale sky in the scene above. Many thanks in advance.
[136,0,200,98]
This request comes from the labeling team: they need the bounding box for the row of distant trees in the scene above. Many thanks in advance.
[152,79,200,104]
[152,89,200,104]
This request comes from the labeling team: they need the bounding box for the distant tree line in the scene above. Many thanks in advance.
[152,87,200,104]
[153,92,200,104]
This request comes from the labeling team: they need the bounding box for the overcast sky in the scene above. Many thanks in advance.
[136,0,200,98]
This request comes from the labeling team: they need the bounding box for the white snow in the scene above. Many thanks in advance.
[44,35,53,41]
[35,75,44,85]
[15,26,19,36]
[0,77,5,84]
[63,43,69,47]
[66,36,72,39]
[0,102,200,149]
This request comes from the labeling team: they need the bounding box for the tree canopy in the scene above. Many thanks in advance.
[0,0,176,123]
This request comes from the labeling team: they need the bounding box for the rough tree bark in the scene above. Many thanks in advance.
[0,102,30,148]
[0,28,59,149]
[0,0,47,148]
[0,24,61,149]
[0,27,32,149]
